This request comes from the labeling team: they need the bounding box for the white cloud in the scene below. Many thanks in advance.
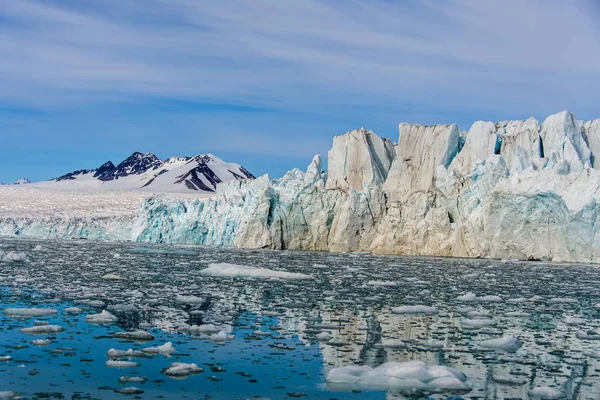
[0,0,599,117]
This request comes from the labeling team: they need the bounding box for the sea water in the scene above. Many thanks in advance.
[1,237,599,399]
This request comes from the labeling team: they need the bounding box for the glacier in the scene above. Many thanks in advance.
[3,111,600,263]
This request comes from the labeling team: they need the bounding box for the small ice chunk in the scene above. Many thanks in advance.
[142,342,176,355]
[113,330,155,341]
[106,348,147,359]
[184,324,222,334]
[491,375,527,385]
[584,350,600,359]
[326,361,470,391]
[0,356,11,362]
[367,281,399,286]
[175,295,205,304]
[392,305,438,315]
[65,307,82,314]
[101,274,121,280]
[477,336,522,351]
[0,251,26,262]
[106,360,140,368]
[564,316,586,325]
[119,376,148,383]
[316,332,332,342]
[20,325,64,334]
[163,362,204,376]
[549,297,578,303]
[209,331,234,342]
[461,318,496,328]
[375,339,406,348]
[457,292,477,302]
[31,339,51,346]
[528,386,562,399]
[85,310,118,324]
[201,263,312,280]
[4,308,57,318]
[114,387,144,395]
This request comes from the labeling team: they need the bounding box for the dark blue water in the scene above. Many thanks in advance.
[2,237,600,399]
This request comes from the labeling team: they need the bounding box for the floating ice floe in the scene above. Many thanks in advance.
[200,263,312,280]
[491,375,527,385]
[175,295,205,304]
[316,332,332,342]
[107,348,147,359]
[504,311,530,317]
[0,250,26,262]
[549,297,578,303]
[326,361,470,392]
[528,386,562,399]
[85,310,118,324]
[564,316,586,325]
[367,280,399,286]
[163,362,204,377]
[584,350,600,359]
[576,331,600,340]
[375,339,406,348]
[460,318,496,328]
[477,336,522,351]
[457,292,503,302]
[114,387,144,395]
[101,274,121,280]
[0,356,11,362]
[142,342,176,355]
[392,305,439,315]
[209,330,234,342]
[183,324,222,334]
[106,360,140,368]
[119,376,148,383]
[3,308,57,317]
[113,330,155,341]
[20,325,64,334]
[31,339,51,346]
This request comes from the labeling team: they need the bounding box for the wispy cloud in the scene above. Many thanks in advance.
[1,0,599,114]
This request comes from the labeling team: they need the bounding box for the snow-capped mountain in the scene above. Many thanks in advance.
[0,178,31,185]
[32,152,254,193]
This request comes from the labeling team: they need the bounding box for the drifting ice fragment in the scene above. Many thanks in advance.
[85,310,118,324]
[106,360,140,368]
[163,362,204,377]
[326,361,470,392]
[4,308,57,317]
[477,336,522,351]
[142,342,176,354]
[20,325,64,334]
[391,305,438,315]
[201,263,312,280]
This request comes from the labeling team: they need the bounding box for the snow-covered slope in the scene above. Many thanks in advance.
[5,110,600,264]
[32,152,254,193]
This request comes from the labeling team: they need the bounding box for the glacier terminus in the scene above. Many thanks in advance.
[2,110,600,264]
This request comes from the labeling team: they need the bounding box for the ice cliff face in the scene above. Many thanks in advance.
[131,111,600,263]
[5,110,600,263]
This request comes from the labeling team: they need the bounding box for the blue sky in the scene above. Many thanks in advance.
[1,0,600,182]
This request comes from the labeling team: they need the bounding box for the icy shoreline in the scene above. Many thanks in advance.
[3,110,600,263]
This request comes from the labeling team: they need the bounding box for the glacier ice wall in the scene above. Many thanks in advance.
[4,110,600,263]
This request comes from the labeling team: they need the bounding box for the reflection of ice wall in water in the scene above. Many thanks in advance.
[1,237,600,397]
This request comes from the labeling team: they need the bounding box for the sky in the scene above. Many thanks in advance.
[1,0,600,183]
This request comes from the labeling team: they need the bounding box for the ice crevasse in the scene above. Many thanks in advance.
[5,110,600,264]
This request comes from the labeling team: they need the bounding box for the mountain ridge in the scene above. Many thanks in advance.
[42,151,254,193]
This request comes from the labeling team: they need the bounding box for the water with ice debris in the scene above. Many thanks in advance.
[1,238,600,399]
